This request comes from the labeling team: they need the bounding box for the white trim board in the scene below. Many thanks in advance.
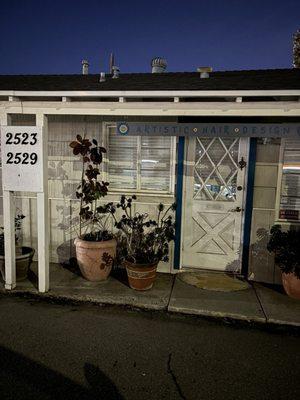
[1,90,300,97]
[1,101,300,117]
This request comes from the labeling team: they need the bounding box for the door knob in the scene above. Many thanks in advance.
[231,206,243,212]
[238,157,247,170]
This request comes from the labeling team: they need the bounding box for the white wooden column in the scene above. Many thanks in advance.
[0,113,16,289]
[36,113,49,292]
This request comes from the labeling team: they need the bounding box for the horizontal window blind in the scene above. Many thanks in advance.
[107,126,174,193]
[279,138,300,220]
[108,127,138,189]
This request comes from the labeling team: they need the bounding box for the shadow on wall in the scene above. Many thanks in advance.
[0,344,124,400]
[223,244,243,275]
[223,229,274,281]
[57,239,81,276]
[249,228,277,283]
[225,256,241,275]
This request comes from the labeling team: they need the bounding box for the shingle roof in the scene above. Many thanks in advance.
[0,69,299,91]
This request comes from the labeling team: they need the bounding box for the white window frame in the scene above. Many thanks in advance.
[103,122,176,196]
[275,138,300,224]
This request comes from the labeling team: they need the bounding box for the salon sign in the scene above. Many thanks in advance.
[1,126,44,192]
[117,122,300,137]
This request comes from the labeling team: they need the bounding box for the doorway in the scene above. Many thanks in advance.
[181,137,249,272]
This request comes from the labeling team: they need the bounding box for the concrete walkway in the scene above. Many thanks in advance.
[1,263,300,328]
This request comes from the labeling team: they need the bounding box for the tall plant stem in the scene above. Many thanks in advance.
[79,158,85,238]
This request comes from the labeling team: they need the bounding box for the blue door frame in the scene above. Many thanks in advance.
[173,137,185,270]
[173,136,256,277]
[241,138,257,276]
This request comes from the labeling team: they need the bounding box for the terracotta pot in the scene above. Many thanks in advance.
[74,238,116,281]
[0,246,35,282]
[123,260,158,291]
[282,272,300,300]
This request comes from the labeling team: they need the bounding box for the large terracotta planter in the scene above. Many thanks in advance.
[123,260,158,291]
[0,246,35,282]
[282,272,300,300]
[74,238,116,281]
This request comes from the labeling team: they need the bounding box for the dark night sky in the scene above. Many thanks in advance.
[0,0,299,75]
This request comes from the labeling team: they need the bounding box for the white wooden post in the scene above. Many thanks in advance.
[36,113,49,292]
[0,113,16,290]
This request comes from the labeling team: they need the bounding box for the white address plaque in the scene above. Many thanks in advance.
[1,126,44,192]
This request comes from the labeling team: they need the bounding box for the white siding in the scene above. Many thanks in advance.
[1,115,176,273]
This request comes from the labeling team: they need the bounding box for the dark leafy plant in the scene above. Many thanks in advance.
[267,224,300,279]
[69,134,112,241]
[0,212,25,256]
[99,195,176,265]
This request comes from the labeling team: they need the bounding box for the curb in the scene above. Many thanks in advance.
[1,288,299,334]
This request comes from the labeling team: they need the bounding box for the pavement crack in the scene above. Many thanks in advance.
[252,282,268,322]
[167,353,186,400]
[166,275,176,310]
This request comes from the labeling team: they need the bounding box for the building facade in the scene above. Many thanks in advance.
[0,68,299,288]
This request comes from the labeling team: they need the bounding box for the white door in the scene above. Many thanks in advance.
[181,137,249,272]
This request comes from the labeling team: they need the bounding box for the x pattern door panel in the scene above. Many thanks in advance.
[182,137,249,272]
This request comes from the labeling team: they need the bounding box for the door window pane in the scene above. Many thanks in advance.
[194,137,239,201]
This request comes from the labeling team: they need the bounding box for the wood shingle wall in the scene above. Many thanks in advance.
[248,139,282,284]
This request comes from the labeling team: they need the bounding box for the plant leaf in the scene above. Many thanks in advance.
[69,141,78,148]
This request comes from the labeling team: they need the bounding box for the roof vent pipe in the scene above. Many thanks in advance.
[81,59,89,75]
[151,57,167,73]
[197,67,212,78]
[100,72,106,82]
[112,66,120,78]
[293,29,300,68]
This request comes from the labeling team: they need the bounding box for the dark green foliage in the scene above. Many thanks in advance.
[83,230,112,242]
[69,135,112,242]
[101,195,176,265]
[0,212,25,256]
[267,225,300,279]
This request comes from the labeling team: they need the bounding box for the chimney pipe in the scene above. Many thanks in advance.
[100,72,106,82]
[112,66,120,78]
[109,53,115,74]
[81,59,89,75]
[293,29,300,68]
[151,57,167,73]
[197,67,212,78]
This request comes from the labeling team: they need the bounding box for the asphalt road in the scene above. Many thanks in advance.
[0,294,299,400]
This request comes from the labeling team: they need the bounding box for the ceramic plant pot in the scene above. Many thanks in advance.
[282,272,300,300]
[0,246,35,282]
[123,260,158,291]
[74,238,116,281]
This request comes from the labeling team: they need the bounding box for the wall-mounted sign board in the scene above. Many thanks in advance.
[117,122,300,137]
[279,209,299,220]
[1,126,44,192]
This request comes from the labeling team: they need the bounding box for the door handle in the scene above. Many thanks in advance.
[231,206,243,212]
[238,157,247,170]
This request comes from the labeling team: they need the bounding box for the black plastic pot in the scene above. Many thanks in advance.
[0,247,35,281]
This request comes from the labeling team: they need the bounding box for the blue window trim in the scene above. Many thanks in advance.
[241,138,257,276]
[174,137,185,270]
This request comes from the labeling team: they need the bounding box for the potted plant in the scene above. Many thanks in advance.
[0,212,35,281]
[100,195,176,290]
[267,224,300,299]
[70,134,116,281]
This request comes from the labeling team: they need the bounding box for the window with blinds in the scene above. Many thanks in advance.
[278,138,300,221]
[107,126,175,193]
